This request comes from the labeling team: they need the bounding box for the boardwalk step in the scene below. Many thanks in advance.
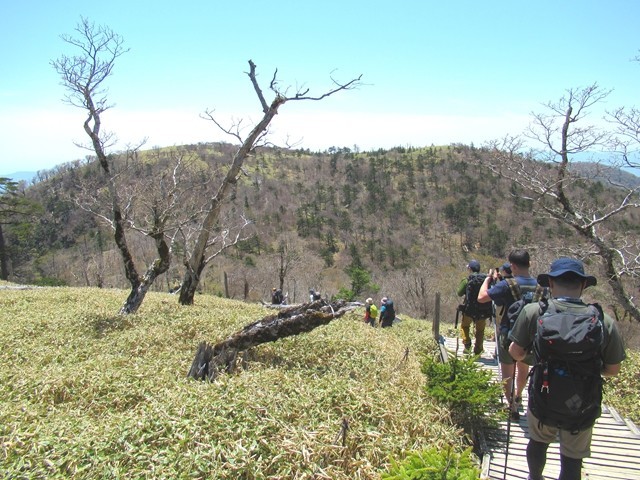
[606,405,626,424]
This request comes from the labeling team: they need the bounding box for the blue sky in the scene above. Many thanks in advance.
[1,1,639,175]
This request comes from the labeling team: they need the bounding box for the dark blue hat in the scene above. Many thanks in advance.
[467,260,481,272]
[500,262,512,275]
[537,257,597,288]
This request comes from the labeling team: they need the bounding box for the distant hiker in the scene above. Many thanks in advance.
[456,260,492,355]
[364,297,378,327]
[478,249,541,421]
[309,289,321,302]
[499,262,512,280]
[271,288,284,305]
[509,257,626,480]
[379,297,396,328]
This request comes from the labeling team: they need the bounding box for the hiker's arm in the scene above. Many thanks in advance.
[477,275,493,303]
[602,363,621,377]
[509,342,527,362]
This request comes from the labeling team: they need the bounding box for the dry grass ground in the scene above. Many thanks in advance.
[0,286,463,479]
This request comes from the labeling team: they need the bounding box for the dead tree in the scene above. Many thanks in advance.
[51,18,171,314]
[187,300,358,380]
[481,84,640,321]
[178,60,363,305]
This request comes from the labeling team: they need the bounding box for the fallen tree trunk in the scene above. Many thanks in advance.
[187,299,359,380]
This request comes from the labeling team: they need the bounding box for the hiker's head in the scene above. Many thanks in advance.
[381,297,388,304]
[366,297,373,305]
[508,249,530,272]
[500,262,512,276]
[538,257,597,294]
[467,260,481,273]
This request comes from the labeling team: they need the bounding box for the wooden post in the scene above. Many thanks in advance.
[433,292,440,339]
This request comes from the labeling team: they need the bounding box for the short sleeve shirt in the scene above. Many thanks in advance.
[487,275,538,327]
[509,298,627,366]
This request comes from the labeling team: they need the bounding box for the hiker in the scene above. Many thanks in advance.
[271,288,284,305]
[456,260,492,355]
[499,262,512,280]
[477,249,539,420]
[379,297,396,328]
[364,297,378,327]
[509,257,626,480]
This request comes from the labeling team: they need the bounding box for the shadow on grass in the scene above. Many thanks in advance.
[89,314,135,337]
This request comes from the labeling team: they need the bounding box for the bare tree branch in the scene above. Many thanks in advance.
[481,83,640,321]
[179,60,363,305]
[53,18,170,314]
[248,60,269,114]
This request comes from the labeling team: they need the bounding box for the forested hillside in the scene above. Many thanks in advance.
[3,142,640,320]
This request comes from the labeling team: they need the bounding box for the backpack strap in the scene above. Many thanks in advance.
[505,277,522,301]
[527,299,549,353]
[532,285,548,302]
[591,302,604,319]
[590,302,607,355]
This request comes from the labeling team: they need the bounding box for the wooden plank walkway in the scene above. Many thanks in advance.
[442,336,640,480]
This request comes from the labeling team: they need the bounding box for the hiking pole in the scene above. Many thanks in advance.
[492,302,499,363]
[503,362,517,480]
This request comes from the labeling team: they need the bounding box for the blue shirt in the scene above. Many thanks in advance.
[487,275,537,327]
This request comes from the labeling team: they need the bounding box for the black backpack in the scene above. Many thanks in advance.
[500,278,548,332]
[381,300,396,326]
[272,289,284,304]
[462,274,493,320]
[528,301,606,433]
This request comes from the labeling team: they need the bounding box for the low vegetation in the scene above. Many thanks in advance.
[1,286,465,479]
[422,355,503,431]
[382,446,480,480]
[2,285,637,478]
[605,350,640,423]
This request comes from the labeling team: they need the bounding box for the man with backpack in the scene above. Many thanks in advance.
[478,249,540,420]
[271,288,284,305]
[379,297,395,328]
[509,257,626,480]
[457,260,492,355]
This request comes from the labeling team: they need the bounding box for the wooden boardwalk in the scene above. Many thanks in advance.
[442,336,640,480]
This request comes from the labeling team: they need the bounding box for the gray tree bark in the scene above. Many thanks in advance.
[187,300,358,380]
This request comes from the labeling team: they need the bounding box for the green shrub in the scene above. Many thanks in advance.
[334,286,355,301]
[422,354,502,429]
[382,445,480,479]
